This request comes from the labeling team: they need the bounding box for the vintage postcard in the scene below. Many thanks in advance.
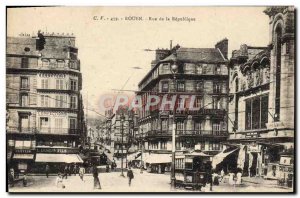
[6,6,295,193]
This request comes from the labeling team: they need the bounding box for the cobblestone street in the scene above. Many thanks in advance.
[9,169,293,193]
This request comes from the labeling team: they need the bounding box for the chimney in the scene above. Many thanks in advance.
[155,48,171,61]
[215,38,228,60]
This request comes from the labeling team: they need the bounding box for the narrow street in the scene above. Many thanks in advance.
[9,169,293,193]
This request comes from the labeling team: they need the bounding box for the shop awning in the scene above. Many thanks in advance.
[13,154,34,160]
[104,151,114,164]
[127,152,141,161]
[185,151,211,157]
[145,153,171,164]
[35,153,83,163]
[212,148,239,169]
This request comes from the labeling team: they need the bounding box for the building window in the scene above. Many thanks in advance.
[202,64,207,74]
[69,118,77,134]
[41,95,49,107]
[194,96,202,108]
[56,79,64,90]
[209,142,220,151]
[212,97,221,109]
[41,79,49,89]
[176,121,185,133]
[55,95,64,108]
[42,59,49,67]
[57,60,65,68]
[20,77,29,89]
[161,63,170,74]
[196,64,203,74]
[20,93,28,106]
[70,96,77,109]
[40,117,49,133]
[184,63,195,74]
[212,122,221,135]
[275,26,282,121]
[161,81,169,92]
[70,79,77,91]
[161,141,167,150]
[178,98,185,109]
[21,57,29,68]
[54,118,64,133]
[161,119,168,131]
[194,121,201,132]
[19,114,29,132]
[215,65,221,74]
[177,81,185,92]
[245,95,269,130]
[213,82,222,93]
[15,140,32,149]
[196,81,204,92]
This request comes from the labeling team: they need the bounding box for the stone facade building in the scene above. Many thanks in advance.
[136,39,229,172]
[6,32,86,173]
[228,6,294,178]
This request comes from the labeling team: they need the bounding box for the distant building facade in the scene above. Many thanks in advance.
[136,39,229,172]
[228,6,294,177]
[6,32,86,173]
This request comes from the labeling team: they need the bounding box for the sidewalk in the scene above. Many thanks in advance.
[242,176,277,186]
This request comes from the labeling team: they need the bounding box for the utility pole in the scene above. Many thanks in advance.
[140,128,143,174]
[170,62,178,189]
[120,113,125,177]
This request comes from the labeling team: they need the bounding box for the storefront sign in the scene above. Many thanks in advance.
[37,111,68,116]
[36,147,78,154]
[14,149,34,154]
[247,144,260,153]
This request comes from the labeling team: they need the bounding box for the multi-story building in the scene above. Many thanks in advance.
[228,6,294,178]
[6,31,85,174]
[136,39,229,172]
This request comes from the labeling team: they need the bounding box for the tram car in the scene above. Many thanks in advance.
[175,151,212,190]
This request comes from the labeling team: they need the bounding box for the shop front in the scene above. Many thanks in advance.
[32,147,83,173]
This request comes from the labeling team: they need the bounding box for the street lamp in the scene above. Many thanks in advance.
[170,61,178,189]
[140,128,144,174]
[120,113,125,177]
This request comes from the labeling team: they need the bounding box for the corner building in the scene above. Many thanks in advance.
[228,7,294,178]
[137,40,229,172]
[6,32,85,174]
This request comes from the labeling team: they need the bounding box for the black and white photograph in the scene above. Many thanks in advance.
[5,5,295,193]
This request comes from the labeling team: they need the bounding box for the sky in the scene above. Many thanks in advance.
[7,7,270,117]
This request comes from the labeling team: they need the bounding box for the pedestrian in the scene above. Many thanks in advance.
[236,169,242,185]
[45,164,50,178]
[220,169,225,182]
[79,166,85,181]
[127,167,134,186]
[93,165,101,189]
[228,172,235,185]
[56,173,65,189]
[68,164,72,176]
[63,165,68,179]
[8,169,14,187]
[73,164,77,176]
[23,172,28,187]
[106,164,110,172]
[212,171,219,186]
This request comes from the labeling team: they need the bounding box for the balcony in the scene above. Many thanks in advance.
[145,129,227,138]
[7,127,37,134]
[37,128,81,135]
[176,130,228,137]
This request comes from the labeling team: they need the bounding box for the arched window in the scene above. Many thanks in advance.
[274,24,282,121]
